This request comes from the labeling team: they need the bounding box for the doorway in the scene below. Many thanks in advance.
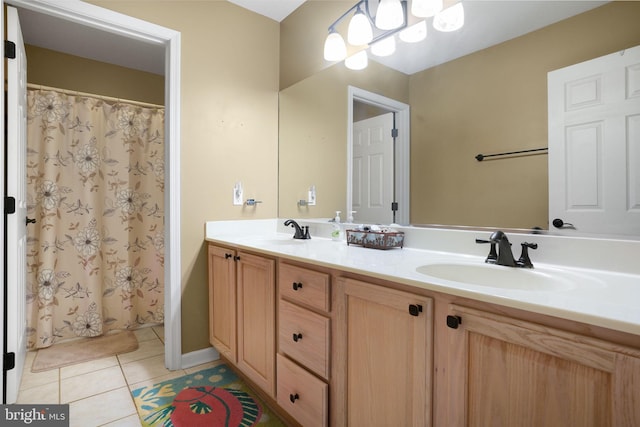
[1,0,181,403]
[347,86,411,225]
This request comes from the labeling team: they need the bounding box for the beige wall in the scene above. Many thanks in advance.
[25,45,164,104]
[410,1,640,228]
[82,1,280,353]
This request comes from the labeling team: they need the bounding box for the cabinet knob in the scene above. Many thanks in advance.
[409,304,423,317]
[224,253,233,259]
[289,393,299,403]
[233,255,241,261]
[292,282,303,291]
[292,333,303,342]
[446,315,462,329]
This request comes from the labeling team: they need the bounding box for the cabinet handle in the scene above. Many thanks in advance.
[289,393,299,403]
[292,333,303,342]
[409,304,423,317]
[233,255,241,261]
[446,315,462,329]
[292,282,303,291]
[224,253,233,259]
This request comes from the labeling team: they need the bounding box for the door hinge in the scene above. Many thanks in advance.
[391,128,399,138]
[3,352,16,371]
[6,196,16,214]
[4,40,16,59]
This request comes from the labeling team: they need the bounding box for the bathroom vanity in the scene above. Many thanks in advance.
[205,219,640,427]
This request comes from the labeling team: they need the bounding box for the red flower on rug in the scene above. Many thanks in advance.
[170,386,263,427]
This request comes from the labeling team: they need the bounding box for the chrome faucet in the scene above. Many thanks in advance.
[284,219,311,239]
[476,230,537,268]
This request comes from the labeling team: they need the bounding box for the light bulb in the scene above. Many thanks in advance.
[348,9,373,45]
[433,2,464,32]
[324,31,347,61]
[371,36,396,57]
[345,50,368,70]
[375,0,404,30]
[411,0,443,18]
[399,20,427,43]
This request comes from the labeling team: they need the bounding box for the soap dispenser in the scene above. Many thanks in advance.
[347,211,356,223]
[331,211,342,240]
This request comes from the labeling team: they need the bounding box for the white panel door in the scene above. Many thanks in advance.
[352,113,394,224]
[548,45,640,236]
[5,5,28,404]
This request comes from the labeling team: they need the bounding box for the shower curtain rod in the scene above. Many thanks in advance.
[27,83,164,109]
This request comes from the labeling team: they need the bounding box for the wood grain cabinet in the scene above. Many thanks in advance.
[277,263,331,427]
[207,244,276,397]
[444,304,640,427]
[336,277,434,427]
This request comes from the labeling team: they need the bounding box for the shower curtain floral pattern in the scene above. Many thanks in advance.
[25,89,165,349]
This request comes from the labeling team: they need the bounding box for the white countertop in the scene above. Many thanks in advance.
[205,219,640,336]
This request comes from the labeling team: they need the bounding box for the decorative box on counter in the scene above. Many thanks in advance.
[346,229,404,250]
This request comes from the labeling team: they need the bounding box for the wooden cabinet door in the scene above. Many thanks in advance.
[237,251,276,397]
[445,305,640,427]
[208,244,237,362]
[337,278,433,427]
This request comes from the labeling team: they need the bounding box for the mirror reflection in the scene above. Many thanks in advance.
[279,1,640,236]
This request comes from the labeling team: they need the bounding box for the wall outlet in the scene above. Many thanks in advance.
[308,185,316,206]
[233,182,243,205]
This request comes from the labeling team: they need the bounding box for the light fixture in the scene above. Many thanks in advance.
[323,29,347,61]
[323,0,466,68]
[433,2,464,32]
[371,35,396,57]
[345,50,369,70]
[411,0,443,18]
[399,20,427,43]
[348,6,373,45]
[375,0,405,30]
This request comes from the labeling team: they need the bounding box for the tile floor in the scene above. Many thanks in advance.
[16,325,220,427]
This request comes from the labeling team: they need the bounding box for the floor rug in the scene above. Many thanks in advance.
[132,363,286,427]
[31,330,138,372]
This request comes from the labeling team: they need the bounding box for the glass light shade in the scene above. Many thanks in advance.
[399,20,427,43]
[433,2,464,32]
[324,31,347,61]
[371,35,396,57]
[375,0,404,30]
[411,0,443,18]
[345,50,368,70]
[348,10,373,45]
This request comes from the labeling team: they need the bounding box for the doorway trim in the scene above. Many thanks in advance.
[2,0,182,371]
[347,86,410,225]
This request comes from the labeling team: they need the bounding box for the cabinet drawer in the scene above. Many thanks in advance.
[279,300,330,379]
[279,263,330,312]
[277,354,328,427]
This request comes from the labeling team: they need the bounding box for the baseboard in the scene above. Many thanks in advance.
[180,346,219,369]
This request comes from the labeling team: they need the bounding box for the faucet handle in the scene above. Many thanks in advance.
[517,242,538,268]
[475,239,498,264]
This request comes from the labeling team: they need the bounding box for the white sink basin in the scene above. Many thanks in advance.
[250,237,307,245]
[415,262,587,291]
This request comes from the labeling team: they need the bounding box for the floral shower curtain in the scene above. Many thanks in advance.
[25,88,165,350]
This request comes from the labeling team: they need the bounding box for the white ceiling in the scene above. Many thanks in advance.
[17,0,607,77]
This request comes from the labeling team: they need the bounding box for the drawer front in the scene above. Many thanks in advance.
[279,300,330,379]
[279,263,330,312]
[277,354,328,427]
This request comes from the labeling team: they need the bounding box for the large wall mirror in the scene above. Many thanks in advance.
[278,1,640,237]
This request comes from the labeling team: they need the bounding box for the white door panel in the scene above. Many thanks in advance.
[549,44,640,236]
[352,113,394,224]
[5,5,28,404]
